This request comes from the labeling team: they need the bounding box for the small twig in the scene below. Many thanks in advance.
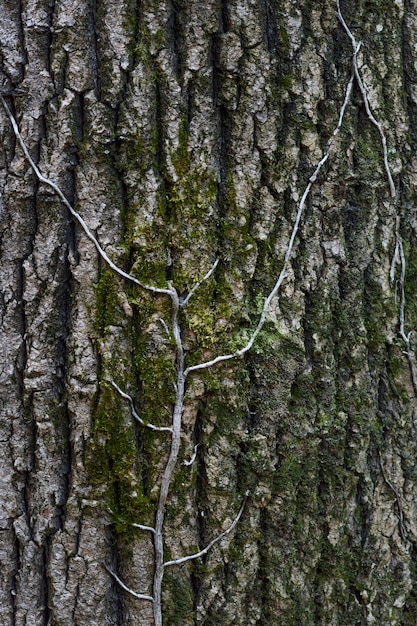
[391,224,417,394]
[390,218,400,287]
[378,451,407,541]
[336,0,396,198]
[151,284,187,626]
[185,66,355,377]
[182,443,200,467]
[164,492,248,568]
[105,566,154,602]
[132,524,155,533]
[180,259,219,307]
[111,381,173,433]
[186,4,396,379]
[158,317,170,336]
[397,234,407,345]
[0,95,172,296]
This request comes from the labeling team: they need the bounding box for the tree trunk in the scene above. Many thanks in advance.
[1,0,417,624]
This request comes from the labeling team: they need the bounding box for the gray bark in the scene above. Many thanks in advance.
[1,0,417,625]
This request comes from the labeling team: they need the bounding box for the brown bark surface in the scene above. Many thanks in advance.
[1,1,417,624]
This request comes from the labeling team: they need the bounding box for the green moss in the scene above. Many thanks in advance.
[163,570,195,624]
[171,115,191,178]
[363,275,395,351]
[400,561,417,625]
[87,383,153,543]
[47,397,70,453]
[166,175,217,223]
[165,135,219,289]
[89,262,171,542]
[205,396,245,439]
[127,298,176,428]
[94,270,120,336]
[402,239,417,331]
[136,350,175,427]
[386,348,410,401]
[132,22,165,63]
[128,247,168,289]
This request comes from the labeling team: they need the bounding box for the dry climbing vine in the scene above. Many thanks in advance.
[1,2,407,624]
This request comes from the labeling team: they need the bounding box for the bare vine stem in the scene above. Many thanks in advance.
[180,259,219,306]
[111,382,173,433]
[1,5,400,621]
[163,491,248,567]
[0,33,356,624]
[0,93,244,626]
[336,0,396,198]
[104,566,154,602]
[337,2,412,545]
[150,286,184,626]
[0,95,172,297]
[132,523,155,533]
[185,58,356,377]
[182,443,199,466]
[337,0,417,393]
[390,219,417,394]
[378,451,407,541]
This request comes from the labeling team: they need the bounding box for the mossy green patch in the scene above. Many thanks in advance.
[94,270,120,336]
[402,239,417,332]
[127,296,176,428]
[363,273,396,352]
[163,569,195,625]
[171,115,191,179]
[87,383,153,543]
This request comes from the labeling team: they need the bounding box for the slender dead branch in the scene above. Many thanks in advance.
[111,381,173,433]
[391,223,417,394]
[378,451,407,541]
[164,492,248,567]
[0,95,172,297]
[132,523,156,533]
[336,0,396,198]
[180,259,219,307]
[151,284,186,626]
[4,10,397,622]
[182,443,200,467]
[185,66,355,377]
[390,218,400,287]
[397,234,408,346]
[105,566,154,602]
[158,317,170,336]
[187,1,396,379]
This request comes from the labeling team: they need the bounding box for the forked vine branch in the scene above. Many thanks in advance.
[0,3,401,624]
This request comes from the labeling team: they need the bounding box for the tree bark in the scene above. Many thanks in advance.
[1,1,417,624]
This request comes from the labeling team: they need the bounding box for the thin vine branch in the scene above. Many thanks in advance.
[336,0,396,198]
[0,95,172,297]
[132,523,156,533]
[182,443,199,467]
[163,492,248,568]
[185,4,397,378]
[184,64,356,377]
[337,5,411,394]
[111,381,173,433]
[152,285,187,626]
[378,451,407,541]
[104,566,154,602]
[2,6,403,622]
[391,221,417,394]
[180,259,219,307]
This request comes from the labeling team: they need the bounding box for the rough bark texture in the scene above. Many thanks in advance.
[1,0,417,624]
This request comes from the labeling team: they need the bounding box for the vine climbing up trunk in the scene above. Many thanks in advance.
[1,1,417,625]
